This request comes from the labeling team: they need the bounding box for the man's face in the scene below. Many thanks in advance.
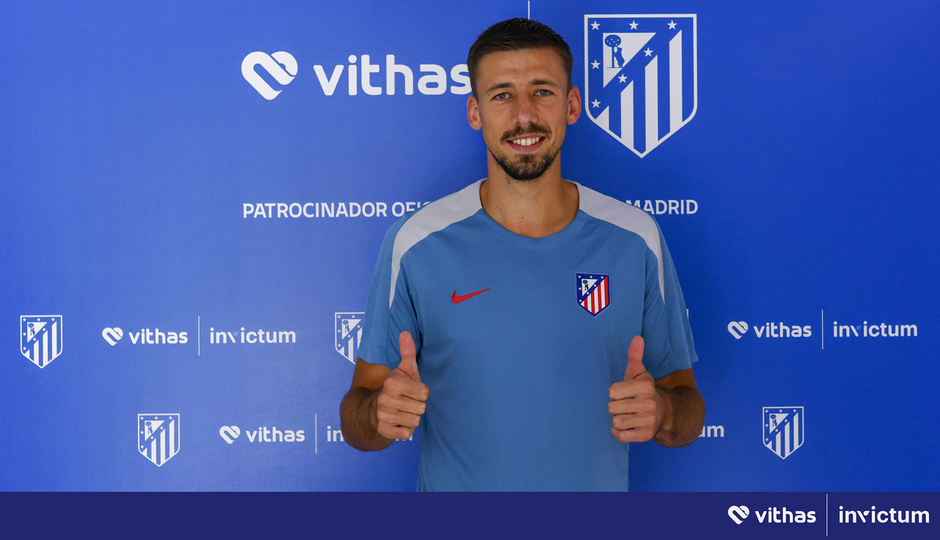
[467,48,581,181]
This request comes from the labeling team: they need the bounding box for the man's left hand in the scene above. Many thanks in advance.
[608,336,665,443]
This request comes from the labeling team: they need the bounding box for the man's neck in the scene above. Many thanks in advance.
[479,163,579,239]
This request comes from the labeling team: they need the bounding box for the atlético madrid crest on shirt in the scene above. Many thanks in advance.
[584,14,697,157]
[763,406,804,459]
[577,273,610,316]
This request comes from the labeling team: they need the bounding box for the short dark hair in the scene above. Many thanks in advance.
[467,18,573,97]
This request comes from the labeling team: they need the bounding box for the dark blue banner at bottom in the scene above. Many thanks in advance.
[2,492,936,539]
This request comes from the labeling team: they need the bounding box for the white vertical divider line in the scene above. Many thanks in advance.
[315,414,318,454]
[198,316,201,356]
[821,310,824,349]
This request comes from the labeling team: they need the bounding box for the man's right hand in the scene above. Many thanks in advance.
[374,331,429,440]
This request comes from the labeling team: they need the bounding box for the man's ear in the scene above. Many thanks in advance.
[567,86,582,125]
[467,95,482,131]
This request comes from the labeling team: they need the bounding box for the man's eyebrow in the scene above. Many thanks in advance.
[529,78,559,87]
[485,82,514,94]
[485,78,559,94]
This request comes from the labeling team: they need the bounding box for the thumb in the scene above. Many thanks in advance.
[397,331,420,382]
[624,336,646,380]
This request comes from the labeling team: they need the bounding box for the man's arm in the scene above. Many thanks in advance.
[650,367,705,447]
[340,332,428,452]
[608,336,705,448]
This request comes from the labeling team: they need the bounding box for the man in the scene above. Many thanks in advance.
[340,18,704,491]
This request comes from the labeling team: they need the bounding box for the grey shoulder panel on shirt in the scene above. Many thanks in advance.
[388,180,484,307]
[576,183,665,302]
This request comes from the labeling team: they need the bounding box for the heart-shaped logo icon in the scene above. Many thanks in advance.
[102,327,123,346]
[728,505,749,524]
[242,51,297,100]
[727,321,749,339]
[220,426,241,444]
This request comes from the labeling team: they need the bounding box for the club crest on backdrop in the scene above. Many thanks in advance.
[584,14,697,157]
[20,315,63,369]
[139,414,180,467]
[335,312,364,364]
[763,406,804,459]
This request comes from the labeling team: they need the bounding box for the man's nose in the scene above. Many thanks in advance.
[512,93,538,126]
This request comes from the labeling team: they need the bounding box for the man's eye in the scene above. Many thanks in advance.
[536,89,552,96]
[493,92,509,100]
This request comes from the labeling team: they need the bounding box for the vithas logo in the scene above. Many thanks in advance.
[727,320,812,339]
[102,327,123,346]
[242,48,472,100]
[728,505,749,524]
[728,504,817,525]
[242,51,297,100]
[727,321,748,339]
[219,426,241,444]
[101,326,188,345]
[219,424,305,443]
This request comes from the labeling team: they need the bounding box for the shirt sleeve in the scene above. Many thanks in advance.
[641,219,697,380]
[358,215,421,370]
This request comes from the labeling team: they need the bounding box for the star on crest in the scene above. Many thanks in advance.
[591,21,600,30]
[630,21,639,30]
[591,60,600,69]
[591,99,600,108]
[668,21,677,30]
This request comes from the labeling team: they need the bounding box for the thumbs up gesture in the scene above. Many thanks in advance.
[375,331,429,441]
[608,336,665,443]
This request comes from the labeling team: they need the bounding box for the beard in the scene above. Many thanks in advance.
[489,124,560,181]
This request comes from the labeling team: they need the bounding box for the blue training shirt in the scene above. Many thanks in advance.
[358,179,697,491]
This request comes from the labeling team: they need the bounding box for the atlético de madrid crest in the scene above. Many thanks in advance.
[335,312,364,364]
[20,315,63,369]
[577,273,610,316]
[584,14,697,157]
[763,406,804,459]
[139,413,180,467]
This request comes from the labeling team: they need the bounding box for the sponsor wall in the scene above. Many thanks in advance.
[1,0,938,491]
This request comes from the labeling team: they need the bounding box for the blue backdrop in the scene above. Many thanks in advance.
[1,0,938,491]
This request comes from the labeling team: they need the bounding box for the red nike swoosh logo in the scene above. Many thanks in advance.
[452,288,490,303]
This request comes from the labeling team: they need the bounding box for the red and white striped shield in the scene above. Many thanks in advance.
[577,273,611,316]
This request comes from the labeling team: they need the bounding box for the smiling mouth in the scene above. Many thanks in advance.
[509,136,544,147]
[502,124,550,149]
